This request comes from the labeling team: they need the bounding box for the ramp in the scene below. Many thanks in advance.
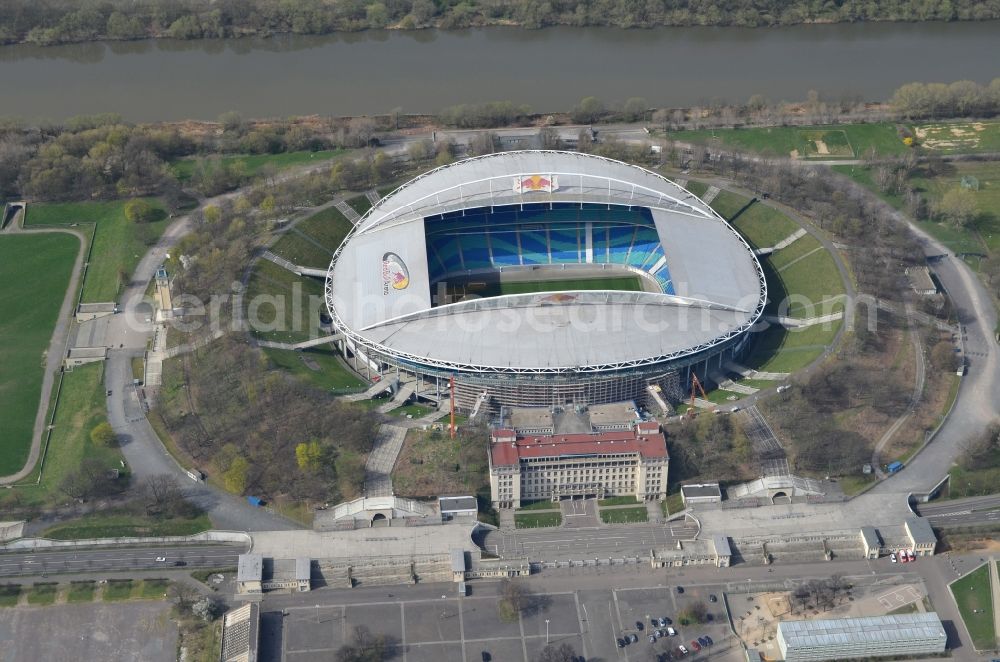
[377,381,416,413]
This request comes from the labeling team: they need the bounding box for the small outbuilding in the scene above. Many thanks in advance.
[904,517,938,556]
[237,554,263,595]
[681,483,722,506]
[439,496,478,521]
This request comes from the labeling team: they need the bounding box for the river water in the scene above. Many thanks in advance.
[1,22,997,122]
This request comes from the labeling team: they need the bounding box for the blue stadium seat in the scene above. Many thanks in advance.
[460,235,492,269]
[592,225,610,263]
[607,225,635,265]
[490,231,522,266]
[548,225,581,263]
[519,230,549,265]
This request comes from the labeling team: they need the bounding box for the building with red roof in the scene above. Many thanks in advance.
[488,405,668,508]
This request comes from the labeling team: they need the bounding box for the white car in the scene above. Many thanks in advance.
[678,644,689,655]
[155,556,166,562]
[666,626,677,636]
[890,552,897,563]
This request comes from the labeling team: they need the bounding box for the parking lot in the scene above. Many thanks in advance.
[275,583,741,662]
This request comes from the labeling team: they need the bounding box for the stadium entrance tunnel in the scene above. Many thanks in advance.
[370,513,389,527]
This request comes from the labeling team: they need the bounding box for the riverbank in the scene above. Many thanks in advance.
[6,2,1000,48]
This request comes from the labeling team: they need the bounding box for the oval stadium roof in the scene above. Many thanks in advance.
[326,151,766,375]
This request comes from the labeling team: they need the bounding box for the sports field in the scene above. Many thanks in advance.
[0,233,80,476]
[26,199,170,302]
[445,275,642,300]
[667,122,908,159]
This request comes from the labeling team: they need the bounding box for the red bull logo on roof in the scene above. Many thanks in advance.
[381,252,409,294]
[514,175,559,194]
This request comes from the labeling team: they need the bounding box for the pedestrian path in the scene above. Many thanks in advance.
[702,185,721,204]
[335,199,361,224]
[365,189,382,205]
[363,424,407,497]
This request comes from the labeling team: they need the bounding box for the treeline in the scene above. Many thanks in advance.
[892,79,1000,120]
[0,112,375,201]
[3,0,999,46]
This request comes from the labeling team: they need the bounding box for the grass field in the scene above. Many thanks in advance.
[67,581,96,603]
[950,564,997,651]
[0,585,21,607]
[0,363,123,507]
[744,320,841,374]
[681,180,709,198]
[514,512,563,528]
[262,347,367,393]
[245,260,325,343]
[715,196,801,249]
[517,500,560,511]
[102,580,134,601]
[346,194,373,217]
[0,233,80,476]
[27,583,58,606]
[26,199,170,302]
[914,121,1000,153]
[599,506,648,524]
[41,511,211,540]
[169,149,345,181]
[295,207,355,252]
[668,122,907,159]
[389,402,436,418]
[138,578,170,600]
[597,496,639,507]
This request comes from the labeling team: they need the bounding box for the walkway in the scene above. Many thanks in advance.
[363,424,407,497]
[260,250,327,278]
[256,334,342,351]
[334,199,361,224]
[0,205,89,485]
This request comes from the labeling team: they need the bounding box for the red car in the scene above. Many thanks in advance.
[690,640,701,652]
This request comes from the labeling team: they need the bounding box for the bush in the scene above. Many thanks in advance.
[124,198,156,223]
[89,420,116,446]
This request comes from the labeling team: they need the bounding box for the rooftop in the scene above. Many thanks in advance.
[682,483,722,498]
[490,422,667,466]
[237,553,263,583]
[439,496,478,513]
[778,612,946,648]
[905,516,937,545]
[860,526,881,548]
[327,151,765,375]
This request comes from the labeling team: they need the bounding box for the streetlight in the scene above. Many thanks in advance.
[545,618,550,644]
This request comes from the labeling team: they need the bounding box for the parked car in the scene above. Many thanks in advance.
[666,626,677,637]
[630,634,639,644]
[649,635,657,644]
[636,621,644,631]
[676,586,684,594]
[704,635,713,646]
[697,637,709,647]
[678,644,688,655]
[617,639,626,648]
[690,640,701,652]
[890,552,897,563]
[709,594,717,602]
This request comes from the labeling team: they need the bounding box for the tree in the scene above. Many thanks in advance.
[336,625,389,662]
[677,600,708,625]
[930,340,960,373]
[141,474,188,517]
[89,421,116,446]
[571,96,605,124]
[935,187,978,228]
[621,96,649,122]
[192,596,223,621]
[202,204,221,224]
[224,456,250,493]
[535,643,576,662]
[295,440,324,473]
[497,578,527,622]
[124,197,155,223]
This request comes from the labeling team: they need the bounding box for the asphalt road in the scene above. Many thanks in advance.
[0,544,245,578]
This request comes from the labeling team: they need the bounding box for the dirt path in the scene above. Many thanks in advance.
[0,207,89,484]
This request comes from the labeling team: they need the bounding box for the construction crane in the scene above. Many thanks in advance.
[685,373,709,419]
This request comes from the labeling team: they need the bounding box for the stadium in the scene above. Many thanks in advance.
[324,151,766,413]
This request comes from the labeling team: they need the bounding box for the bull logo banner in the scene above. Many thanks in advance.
[514,175,558,194]
[381,252,409,294]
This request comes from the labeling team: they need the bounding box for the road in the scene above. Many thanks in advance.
[0,544,245,579]
[917,494,1000,528]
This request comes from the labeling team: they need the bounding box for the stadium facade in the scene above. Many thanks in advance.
[325,151,766,413]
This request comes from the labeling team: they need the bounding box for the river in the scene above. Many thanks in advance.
[1,22,997,122]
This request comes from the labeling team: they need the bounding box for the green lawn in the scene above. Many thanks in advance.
[138,578,170,600]
[514,512,563,528]
[26,199,170,302]
[598,496,639,507]
[0,585,20,607]
[169,149,345,181]
[950,564,996,651]
[245,260,325,343]
[66,581,96,603]
[668,122,907,159]
[0,363,123,508]
[389,402,436,418]
[839,473,877,496]
[269,231,333,269]
[662,493,684,516]
[499,276,641,296]
[517,500,560,511]
[346,194,373,217]
[295,206,355,253]
[682,180,709,198]
[41,511,210,540]
[744,319,842,374]
[770,251,846,318]
[262,347,367,393]
[102,579,134,601]
[709,192,800,249]
[26,583,57,606]
[767,233,823,270]
[948,465,1000,499]
[599,506,648,524]
[0,233,80,476]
